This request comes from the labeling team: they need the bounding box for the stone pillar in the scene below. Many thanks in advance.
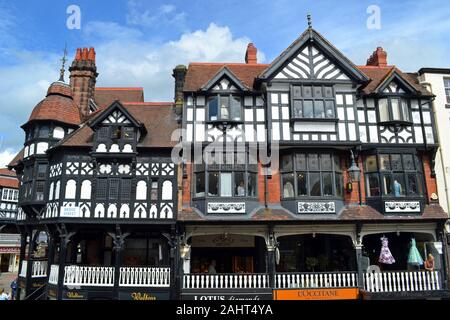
[355,242,365,291]
[267,227,277,288]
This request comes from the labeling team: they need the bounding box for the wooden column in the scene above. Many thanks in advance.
[110,225,129,300]
[24,227,38,298]
[168,225,178,300]
[437,226,449,289]
[267,225,276,288]
[355,243,364,291]
[17,229,27,300]
[56,226,75,300]
[45,230,55,299]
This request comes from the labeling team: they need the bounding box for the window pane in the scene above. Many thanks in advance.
[379,155,391,171]
[324,87,333,98]
[334,156,341,172]
[220,96,230,120]
[303,100,314,118]
[303,86,312,98]
[366,173,380,197]
[335,173,343,197]
[309,173,321,196]
[308,154,319,171]
[393,174,406,196]
[391,98,401,120]
[379,99,389,121]
[414,155,422,171]
[416,173,424,195]
[401,99,410,121]
[382,175,393,195]
[230,96,242,121]
[282,173,295,198]
[123,127,134,139]
[322,172,333,196]
[208,96,218,121]
[320,154,332,170]
[325,101,335,118]
[220,172,232,197]
[39,126,49,138]
[402,154,415,170]
[97,179,107,199]
[208,172,219,196]
[150,181,158,200]
[365,155,378,172]
[281,155,293,171]
[391,154,402,171]
[314,86,323,98]
[247,172,257,197]
[293,100,303,118]
[314,100,325,118]
[234,172,245,197]
[407,174,419,196]
[297,172,307,196]
[195,173,205,197]
[295,154,306,170]
[122,179,132,200]
[109,178,120,200]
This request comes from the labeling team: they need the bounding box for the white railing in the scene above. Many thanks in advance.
[19,260,27,277]
[364,271,441,293]
[49,265,59,285]
[119,267,170,287]
[32,261,48,278]
[183,274,270,289]
[64,266,114,287]
[19,260,48,278]
[275,272,358,289]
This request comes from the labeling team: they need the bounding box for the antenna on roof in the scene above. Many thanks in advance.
[59,43,68,82]
[307,13,312,29]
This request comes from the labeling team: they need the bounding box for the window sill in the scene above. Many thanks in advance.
[205,120,243,126]
[281,196,342,200]
[290,118,338,123]
[378,120,413,126]
[193,196,258,201]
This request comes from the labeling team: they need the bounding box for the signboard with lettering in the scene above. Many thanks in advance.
[60,206,80,218]
[182,289,272,300]
[273,288,359,300]
[119,290,170,300]
[191,234,255,248]
[63,290,86,300]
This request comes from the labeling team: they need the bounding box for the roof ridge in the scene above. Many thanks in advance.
[122,102,173,105]
[96,87,144,91]
[189,62,270,66]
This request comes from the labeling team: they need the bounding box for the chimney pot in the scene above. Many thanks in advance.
[366,47,387,67]
[75,48,82,60]
[82,48,89,60]
[88,48,96,61]
[245,43,257,64]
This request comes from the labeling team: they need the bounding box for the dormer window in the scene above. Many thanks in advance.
[378,97,410,123]
[208,94,242,122]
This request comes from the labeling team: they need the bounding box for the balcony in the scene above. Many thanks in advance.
[183,273,270,289]
[275,272,358,289]
[19,260,48,278]
[363,270,441,293]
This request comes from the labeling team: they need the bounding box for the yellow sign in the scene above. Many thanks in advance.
[274,288,359,300]
[131,292,157,300]
[66,292,85,299]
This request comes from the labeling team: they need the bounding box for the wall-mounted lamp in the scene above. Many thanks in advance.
[347,150,360,193]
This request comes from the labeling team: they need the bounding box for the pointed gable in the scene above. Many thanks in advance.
[89,101,141,128]
[259,28,369,83]
[200,67,251,92]
[376,70,421,95]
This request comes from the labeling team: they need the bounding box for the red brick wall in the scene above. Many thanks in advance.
[342,154,365,205]
[258,160,280,204]
[182,162,192,206]
[422,153,437,202]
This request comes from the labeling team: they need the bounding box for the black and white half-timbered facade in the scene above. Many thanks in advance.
[9,49,180,300]
[6,23,450,300]
[177,24,449,300]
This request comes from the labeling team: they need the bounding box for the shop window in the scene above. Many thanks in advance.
[281,153,342,198]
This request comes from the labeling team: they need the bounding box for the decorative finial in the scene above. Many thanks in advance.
[307,13,312,28]
[59,44,68,82]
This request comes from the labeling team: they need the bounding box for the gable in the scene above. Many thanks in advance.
[274,45,350,81]
[212,77,238,91]
[260,28,369,83]
[376,71,419,95]
[89,101,141,128]
[102,109,132,125]
[200,67,250,92]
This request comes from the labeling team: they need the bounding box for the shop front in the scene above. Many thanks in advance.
[0,247,20,273]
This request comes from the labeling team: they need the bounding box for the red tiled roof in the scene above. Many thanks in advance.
[357,66,432,95]
[28,82,81,126]
[183,63,269,92]
[94,87,144,109]
[7,149,24,168]
[55,102,179,149]
[0,168,18,188]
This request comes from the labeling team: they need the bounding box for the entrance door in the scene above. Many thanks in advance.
[0,254,10,272]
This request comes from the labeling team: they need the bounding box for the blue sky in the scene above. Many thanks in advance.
[1,0,449,165]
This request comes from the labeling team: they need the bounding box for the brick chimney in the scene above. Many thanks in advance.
[366,47,387,67]
[69,47,98,119]
[245,43,257,64]
[172,65,187,118]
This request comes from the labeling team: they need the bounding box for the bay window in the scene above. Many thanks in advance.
[364,153,424,197]
[291,85,336,119]
[378,97,411,122]
[208,94,242,122]
[281,153,342,198]
[194,151,257,198]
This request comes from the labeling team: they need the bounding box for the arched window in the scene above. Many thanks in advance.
[136,181,147,200]
[54,181,60,200]
[80,180,92,200]
[65,179,77,199]
[53,127,65,139]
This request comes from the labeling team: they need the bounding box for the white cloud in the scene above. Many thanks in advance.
[0,148,18,168]
[126,1,187,30]
[89,22,266,101]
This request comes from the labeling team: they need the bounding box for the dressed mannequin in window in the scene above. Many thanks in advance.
[394,179,402,197]
[283,181,294,198]
[237,181,245,196]
[220,103,229,120]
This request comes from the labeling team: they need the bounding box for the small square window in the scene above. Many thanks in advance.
[303,86,312,98]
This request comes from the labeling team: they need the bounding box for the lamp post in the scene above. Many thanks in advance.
[347,150,362,205]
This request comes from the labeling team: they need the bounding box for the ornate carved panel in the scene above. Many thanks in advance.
[207,202,246,214]
[384,201,420,213]
[297,201,336,214]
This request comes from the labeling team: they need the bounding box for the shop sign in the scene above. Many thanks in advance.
[47,289,57,298]
[273,288,359,300]
[192,234,255,248]
[119,291,170,300]
[0,247,20,253]
[64,291,86,300]
[182,290,272,300]
[60,206,80,218]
